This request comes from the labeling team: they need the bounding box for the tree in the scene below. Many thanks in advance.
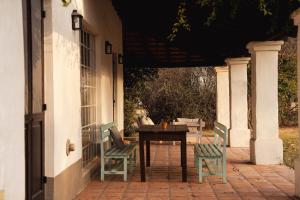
[278,57,297,126]
[168,0,300,41]
[124,67,158,136]
[124,67,217,136]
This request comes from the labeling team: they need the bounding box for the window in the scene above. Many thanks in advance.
[80,29,98,168]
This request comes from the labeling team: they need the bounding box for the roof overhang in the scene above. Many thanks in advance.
[112,0,299,68]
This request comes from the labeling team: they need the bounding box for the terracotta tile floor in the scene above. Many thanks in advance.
[75,138,297,200]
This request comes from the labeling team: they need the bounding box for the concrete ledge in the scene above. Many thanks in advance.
[225,57,250,65]
[247,41,284,52]
[215,66,228,72]
[250,138,283,164]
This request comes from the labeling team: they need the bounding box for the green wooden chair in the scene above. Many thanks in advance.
[194,122,228,183]
[100,122,137,181]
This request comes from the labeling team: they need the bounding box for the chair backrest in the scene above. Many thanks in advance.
[177,118,199,123]
[213,122,228,155]
[176,118,205,127]
[99,122,115,158]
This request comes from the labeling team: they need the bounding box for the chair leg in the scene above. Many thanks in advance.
[130,153,134,173]
[128,154,132,173]
[101,158,105,181]
[222,157,227,183]
[124,157,128,181]
[134,148,137,166]
[199,158,203,183]
[108,158,112,171]
[194,149,198,168]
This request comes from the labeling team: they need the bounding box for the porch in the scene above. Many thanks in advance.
[3,1,300,200]
[75,138,296,200]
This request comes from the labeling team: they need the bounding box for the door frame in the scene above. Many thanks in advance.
[23,0,45,199]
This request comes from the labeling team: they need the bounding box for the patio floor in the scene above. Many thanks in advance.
[75,137,297,200]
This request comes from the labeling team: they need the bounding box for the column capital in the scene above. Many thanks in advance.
[247,41,284,53]
[215,66,228,73]
[291,8,300,26]
[225,57,250,66]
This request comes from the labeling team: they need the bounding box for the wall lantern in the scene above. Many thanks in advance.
[105,41,112,54]
[71,10,83,31]
[118,54,123,64]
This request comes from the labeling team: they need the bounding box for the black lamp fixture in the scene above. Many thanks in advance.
[105,41,112,54]
[118,53,123,64]
[71,10,83,31]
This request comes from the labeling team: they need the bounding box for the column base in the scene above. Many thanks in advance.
[295,158,300,197]
[229,128,250,147]
[250,138,283,164]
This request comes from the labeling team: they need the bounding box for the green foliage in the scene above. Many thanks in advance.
[124,67,158,136]
[167,0,300,41]
[278,56,298,126]
[141,68,216,127]
[167,2,191,41]
[124,97,138,135]
[124,67,216,136]
[247,65,252,130]
[194,0,273,21]
[257,0,272,15]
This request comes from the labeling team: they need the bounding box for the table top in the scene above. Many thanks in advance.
[137,125,189,133]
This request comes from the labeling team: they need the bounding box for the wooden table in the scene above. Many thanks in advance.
[137,125,189,182]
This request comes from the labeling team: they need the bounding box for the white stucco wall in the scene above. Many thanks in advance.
[45,0,123,177]
[0,1,25,199]
[83,0,124,129]
[116,64,124,130]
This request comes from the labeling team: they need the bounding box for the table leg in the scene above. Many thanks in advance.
[181,137,187,182]
[139,138,145,182]
[180,141,183,167]
[146,140,150,167]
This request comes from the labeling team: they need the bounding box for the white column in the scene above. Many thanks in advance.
[215,66,230,144]
[225,58,251,147]
[292,8,300,197]
[247,41,284,165]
